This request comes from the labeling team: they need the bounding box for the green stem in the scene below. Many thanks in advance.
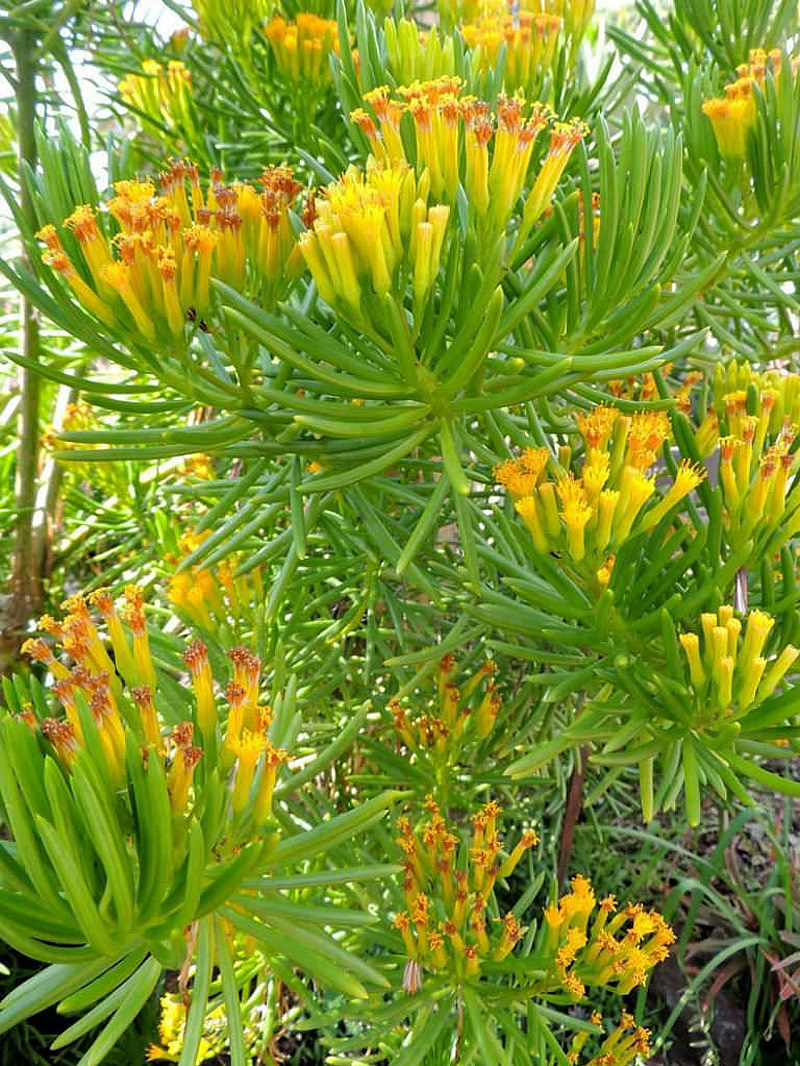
[2,27,41,667]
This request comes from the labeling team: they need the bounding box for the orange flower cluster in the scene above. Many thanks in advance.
[119,60,192,133]
[264,14,340,87]
[351,78,586,236]
[461,13,562,96]
[714,388,800,541]
[394,798,538,989]
[695,360,800,459]
[540,875,674,1000]
[737,46,797,86]
[41,400,96,456]
[37,160,302,343]
[701,47,796,159]
[566,1010,652,1066]
[167,531,265,636]
[495,410,705,581]
[390,654,501,759]
[679,604,798,723]
[439,0,594,42]
[702,76,758,158]
[24,587,180,790]
[22,588,286,824]
[298,160,449,311]
[608,366,702,419]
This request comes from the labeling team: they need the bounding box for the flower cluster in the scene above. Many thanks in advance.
[691,361,800,460]
[713,359,800,426]
[496,409,706,584]
[539,876,674,1000]
[438,0,593,39]
[737,46,799,87]
[702,76,758,159]
[679,605,798,724]
[36,160,302,343]
[119,60,193,134]
[50,400,149,512]
[393,798,538,989]
[166,530,264,637]
[147,993,227,1063]
[462,13,563,97]
[608,370,659,404]
[714,389,800,544]
[42,399,97,455]
[391,654,501,760]
[351,79,587,237]
[298,160,449,313]
[565,1011,652,1066]
[264,14,340,87]
[701,49,796,160]
[22,587,287,829]
[605,364,694,409]
[148,974,277,1064]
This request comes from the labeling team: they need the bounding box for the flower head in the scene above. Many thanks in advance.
[393,799,534,983]
[264,14,340,87]
[539,876,672,1001]
[39,160,302,342]
[702,76,757,158]
[680,604,798,722]
[119,60,192,136]
[299,160,449,312]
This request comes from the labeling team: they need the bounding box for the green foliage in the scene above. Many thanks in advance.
[2,0,800,1061]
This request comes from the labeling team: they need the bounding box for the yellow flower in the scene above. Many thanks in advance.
[495,448,549,498]
[227,728,267,815]
[131,685,164,753]
[39,161,302,342]
[519,119,588,239]
[354,80,578,238]
[252,740,289,824]
[264,14,339,87]
[562,497,593,561]
[119,60,192,134]
[595,554,615,586]
[166,724,203,814]
[641,460,706,530]
[702,76,758,158]
[488,97,552,226]
[577,405,619,450]
[43,248,117,328]
[626,409,670,469]
[183,640,217,740]
[147,993,225,1063]
[41,718,80,768]
[166,531,264,635]
[612,467,655,541]
[540,877,672,1001]
[462,13,563,96]
[300,161,449,311]
[582,453,610,503]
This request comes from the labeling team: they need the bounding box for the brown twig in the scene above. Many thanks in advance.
[557,744,589,886]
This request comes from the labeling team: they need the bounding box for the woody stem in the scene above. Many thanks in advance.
[2,25,42,670]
